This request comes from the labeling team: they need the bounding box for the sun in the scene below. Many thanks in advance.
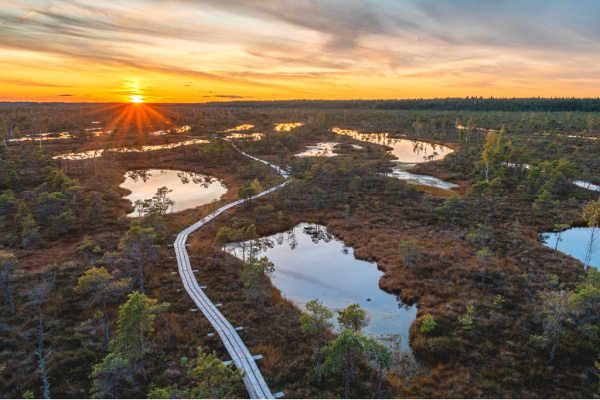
[130,95,144,103]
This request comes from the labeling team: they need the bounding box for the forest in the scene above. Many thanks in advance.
[1,101,600,398]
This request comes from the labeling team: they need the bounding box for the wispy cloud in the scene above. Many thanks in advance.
[2,0,600,100]
[0,78,71,88]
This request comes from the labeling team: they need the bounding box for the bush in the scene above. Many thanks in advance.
[419,314,437,334]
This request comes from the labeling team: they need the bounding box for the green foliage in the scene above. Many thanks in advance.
[0,250,19,315]
[181,347,244,399]
[459,306,475,330]
[0,190,17,215]
[240,256,274,308]
[91,292,169,398]
[492,295,506,308]
[401,184,422,199]
[74,267,130,349]
[21,213,39,248]
[300,299,334,337]
[118,224,160,294]
[323,329,367,399]
[22,391,34,399]
[147,385,182,399]
[337,303,369,332]
[397,236,423,268]
[533,190,558,213]
[467,181,491,208]
[253,203,274,221]
[583,197,600,228]
[466,224,491,246]
[435,194,462,224]
[50,209,77,236]
[419,314,437,334]
[477,247,496,284]
[300,299,333,384]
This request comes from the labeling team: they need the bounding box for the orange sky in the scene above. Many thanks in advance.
[1,0,600,102]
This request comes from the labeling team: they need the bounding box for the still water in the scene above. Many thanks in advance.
[541,227,599,268]
[230,222,416,348]
[275,122,304,131]
[332,128,454,163]
[54,138,210,160]
[392,163,457,190]
[121,169,227,217]
[295,142,363,157]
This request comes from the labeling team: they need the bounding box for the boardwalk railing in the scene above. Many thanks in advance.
[173,140,289,399]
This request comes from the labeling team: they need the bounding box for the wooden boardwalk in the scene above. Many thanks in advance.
[173,141,289,399]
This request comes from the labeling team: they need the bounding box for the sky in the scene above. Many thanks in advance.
[1,0,600,102]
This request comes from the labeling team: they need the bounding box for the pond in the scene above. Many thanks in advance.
[332,128,453,163]
[121,169,227,217]
[229,222,417,349]
[295,142,363,157]
[392,163,457,190]
[541,227,600,269]
[53,138,210,160]
[223,124,255,132]
[573,180,600,192]
[275,122,304,131]
[225,133,264,141]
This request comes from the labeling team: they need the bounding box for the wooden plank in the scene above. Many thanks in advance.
[172,143,286,399]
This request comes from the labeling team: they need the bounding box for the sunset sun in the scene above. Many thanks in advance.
[130,95,144,103]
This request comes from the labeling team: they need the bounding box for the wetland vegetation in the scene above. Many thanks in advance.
[1,99,600,398]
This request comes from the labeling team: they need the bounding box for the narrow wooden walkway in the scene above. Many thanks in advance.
[173,140,289,399]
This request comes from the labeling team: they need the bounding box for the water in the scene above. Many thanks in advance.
[121,169,227,217]
[392,163,457,190]
[223,124,254,132]
[275,122,303,131]
[295,142,363,157]
[225,133,264,141]
[8,132,73,142]
[332,128,453,163]
[541,227,600,268]
[229,223,417,348]
[574,180,600,192]
[53,138,210,160]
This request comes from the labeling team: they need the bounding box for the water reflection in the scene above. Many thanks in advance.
[295,142,362,157]
[225,133,264,141]
[223,124,254,132]
[229,222,416,349]
[9,132,73,142]
[332,127,453,163]
[275,122,303,131]
[392,163,457,190]
[121,169,227,216]
[540,227,600,269]
[54,138,210,160]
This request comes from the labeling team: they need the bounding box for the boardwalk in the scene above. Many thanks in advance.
[173,140,289,399]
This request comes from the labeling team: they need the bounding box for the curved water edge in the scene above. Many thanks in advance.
[540,227,600,269]
[295,142,363,157]
[332,127,454,163]
[574,180,600,192]
[52,138,210,160]
[229,222,417,350]
[393,163,458,190]
[121,169,227,217]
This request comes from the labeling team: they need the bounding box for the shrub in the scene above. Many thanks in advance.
[419,314,437,334]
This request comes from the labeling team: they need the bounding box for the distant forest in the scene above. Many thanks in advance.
[195,98,600,112]
[4,97,600,112]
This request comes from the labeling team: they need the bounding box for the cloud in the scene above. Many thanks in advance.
[57,93,73,96]
[0,78,71,87]
[3,0,600,97]
[213,95,253,99]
